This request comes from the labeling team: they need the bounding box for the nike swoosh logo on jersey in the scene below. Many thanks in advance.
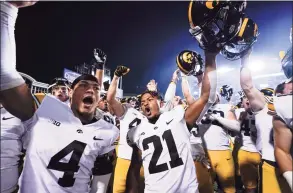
[166,119,174,125]
[93,136,103,140]
[2,117,14,120]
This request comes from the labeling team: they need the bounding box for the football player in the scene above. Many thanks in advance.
[125,48,218,192]
[48,77,71,104]
[106,66,146,193]
[272,32,293,192]
[0,103,25,193]
[273,78,293,192]
[0,71,47,193]
[240,48,291,193]
[197,93,240,193]
[0,3,119,193]
[234,94,261,193]
[181,72,214,193]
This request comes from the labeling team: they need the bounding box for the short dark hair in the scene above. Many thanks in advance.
[275,83,285,95]
[71,74,99,89]
[140,90,160,102]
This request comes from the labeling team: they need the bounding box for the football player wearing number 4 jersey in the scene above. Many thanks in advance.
[234,95,261,193]
[106,66,146,193]
[0,2,119,193]
[108,53,217,192]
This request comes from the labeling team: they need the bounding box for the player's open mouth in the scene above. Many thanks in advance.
[145,107,151,116]
[83,96,94,105]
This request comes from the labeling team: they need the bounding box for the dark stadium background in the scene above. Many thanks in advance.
[15,1,292,95]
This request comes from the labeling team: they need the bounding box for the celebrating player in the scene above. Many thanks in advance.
[272,31,293,192]
[240,48,291,193]
[125,46,218,192]
[234,94,261,193]
[106,66,146,193]
[0,2,119,193]
[48,77,71,104]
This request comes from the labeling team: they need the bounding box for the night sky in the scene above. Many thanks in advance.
[15,1,292,94]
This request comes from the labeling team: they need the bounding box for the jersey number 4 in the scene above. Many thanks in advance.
[47,140,87,187]
[143,130,184,174]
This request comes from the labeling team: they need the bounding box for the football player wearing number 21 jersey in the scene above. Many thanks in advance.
[106,52,217,193]
[0,2,119,193]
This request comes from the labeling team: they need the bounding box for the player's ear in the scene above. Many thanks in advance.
[69,89,73,99]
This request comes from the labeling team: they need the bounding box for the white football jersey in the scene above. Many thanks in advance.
[117,104,146,160]
[18,95,119,193]
[128,106,198,193]
[254,105,275,161]
[1,106,24,193]
[235,108,258,152]
[96,108,116,126]
[274,95,293,130]
[198,104,231,150]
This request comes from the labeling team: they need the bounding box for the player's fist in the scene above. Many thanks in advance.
[9,1,37,8]
[92,48,107,70]
[147,79,158,92]
[114,66,130,77]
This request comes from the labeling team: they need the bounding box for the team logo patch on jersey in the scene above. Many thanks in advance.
[76,129,83,134]
[154,126,158,130]
[48,118,61,127]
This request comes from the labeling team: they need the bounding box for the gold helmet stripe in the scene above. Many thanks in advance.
[206,0,219,9]
[238,18,249,38]
[188,1,194,27]
[176,56,189,74]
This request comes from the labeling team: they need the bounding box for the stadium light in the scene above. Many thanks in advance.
[217,67,234,74]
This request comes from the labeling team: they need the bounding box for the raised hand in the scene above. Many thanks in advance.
[9,1,38,8]
[146,79,158,92]
[114,66,130,77]
[172,69,180,83]
[92,48,107,69]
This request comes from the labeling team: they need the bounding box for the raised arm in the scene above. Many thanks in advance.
[207,109,240,132]
[92,48,107,89]
[181,72,204,106]
[240,49,266,112]
[106,66,129,117]
[273,116,293,191]
[164,69,179,102]
[184,51,218,126]
[0,2,37,121]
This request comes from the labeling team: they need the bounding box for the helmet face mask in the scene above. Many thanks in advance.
[220,17,258,61]
[189,1,246,51]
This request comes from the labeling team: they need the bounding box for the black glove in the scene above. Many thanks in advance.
[91,48,107,70]
[114,66,130,77]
